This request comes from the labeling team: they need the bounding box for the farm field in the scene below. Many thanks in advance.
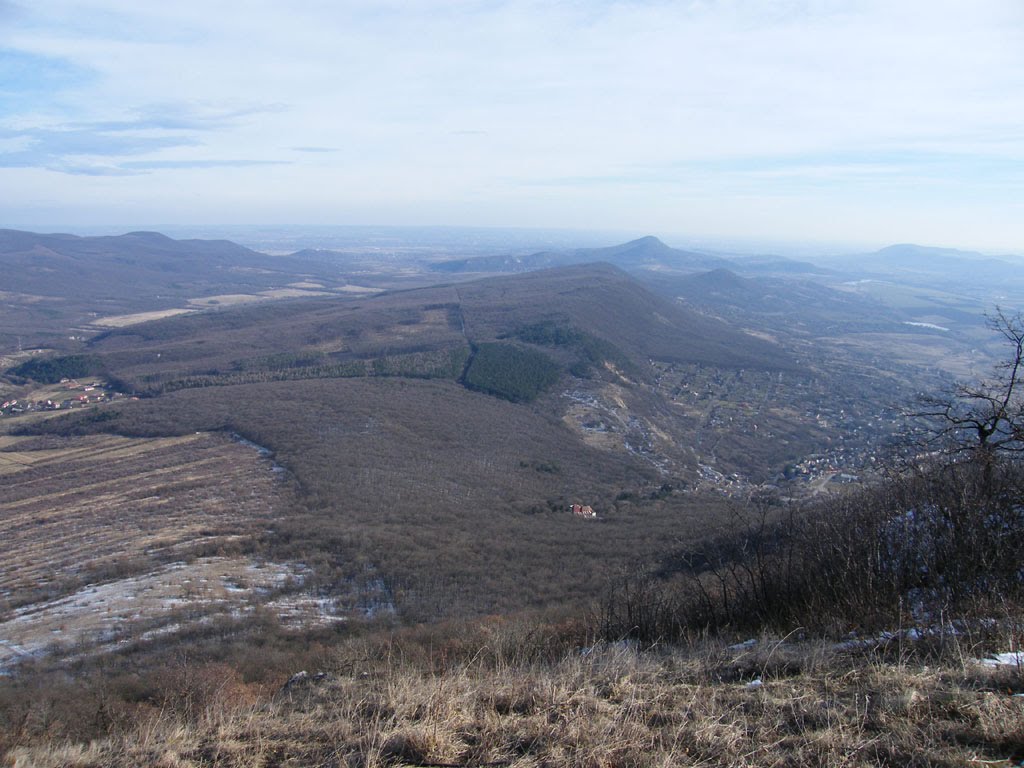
[0,430,302,669]
[89,308,199,328]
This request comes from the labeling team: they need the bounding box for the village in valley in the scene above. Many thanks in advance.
[0,378,130,418]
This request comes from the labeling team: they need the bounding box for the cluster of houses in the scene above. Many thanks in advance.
[0,380,130,417]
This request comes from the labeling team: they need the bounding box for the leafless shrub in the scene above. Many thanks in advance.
[602,454,1024,642]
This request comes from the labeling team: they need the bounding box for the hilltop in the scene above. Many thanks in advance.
[0,228,356,353]
[0,228,339,300]
[431,235,733,274]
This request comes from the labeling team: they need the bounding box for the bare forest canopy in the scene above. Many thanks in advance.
[2,227,1023,625]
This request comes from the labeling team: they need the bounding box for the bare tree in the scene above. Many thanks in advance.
[915,308,1024,468]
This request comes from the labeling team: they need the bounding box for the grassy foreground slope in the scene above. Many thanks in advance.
[6,624,1022,767]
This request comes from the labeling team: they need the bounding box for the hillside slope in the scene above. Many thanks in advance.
[644,268,905,336]
[0,229,353,353]
[8,264,811,618]
[76,262,794,392]
[456,263,795,370]
[0,229,339,301]
[431,235,733,274]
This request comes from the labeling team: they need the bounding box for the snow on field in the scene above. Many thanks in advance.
[0,556,336,672]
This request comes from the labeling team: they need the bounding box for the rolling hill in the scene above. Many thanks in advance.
[63,262,795,395]
[431,235,734,274]
[0,228,341,300]
[0,228,349,353]
[641,267,906,336]
[5,260,822,621]
[3,233,947,633]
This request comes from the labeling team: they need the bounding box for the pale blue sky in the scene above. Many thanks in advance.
[2,0,1023,251]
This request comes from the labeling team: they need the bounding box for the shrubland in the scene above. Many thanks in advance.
[3,444,1024,766]
[3,608,1023,766]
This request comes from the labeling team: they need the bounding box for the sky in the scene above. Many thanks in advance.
[1,0,1023,252]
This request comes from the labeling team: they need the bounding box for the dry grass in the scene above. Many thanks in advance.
[6,632,1023,767]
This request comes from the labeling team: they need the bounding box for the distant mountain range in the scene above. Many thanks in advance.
[827,243,1023,279]
[0,228,338,302]
[430,235,1003,279]
[4,227,1021,364]
[430,236,734,274]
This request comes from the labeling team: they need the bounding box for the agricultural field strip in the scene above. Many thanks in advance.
[0,434,200,473]
[1,498,246,566]
[0,433,200,460]
[1,516,255,600]
[89,308,198,328]
[0,525,254,602]
[186,287,338,307]
[0,455,232,509]
[0,433,283,606]
[2,482,263,561]
[0,436,214,479]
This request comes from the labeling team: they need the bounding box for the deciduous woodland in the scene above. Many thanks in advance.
[2,230,1023,765]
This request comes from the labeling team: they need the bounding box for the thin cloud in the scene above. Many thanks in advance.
[0,101,287,173]
[121,159,292,169]
[51,162,144,177]
[0,125,199,171]
[80,102,288,133]
[292,146,338,153]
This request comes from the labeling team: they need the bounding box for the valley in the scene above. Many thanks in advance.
[0,227,1019,660]
[3,227,1024,767]
[0,234,1003,630]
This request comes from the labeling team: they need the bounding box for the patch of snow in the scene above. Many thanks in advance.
[0,556,319,672]
[231,432,286,473]
[903,321,950,332]
[232,433,273,457]
[729,639,758,651]
[978,652,1024,668]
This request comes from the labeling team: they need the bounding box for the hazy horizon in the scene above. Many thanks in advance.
[3,1,1023,252]
[4,222,1021,262]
